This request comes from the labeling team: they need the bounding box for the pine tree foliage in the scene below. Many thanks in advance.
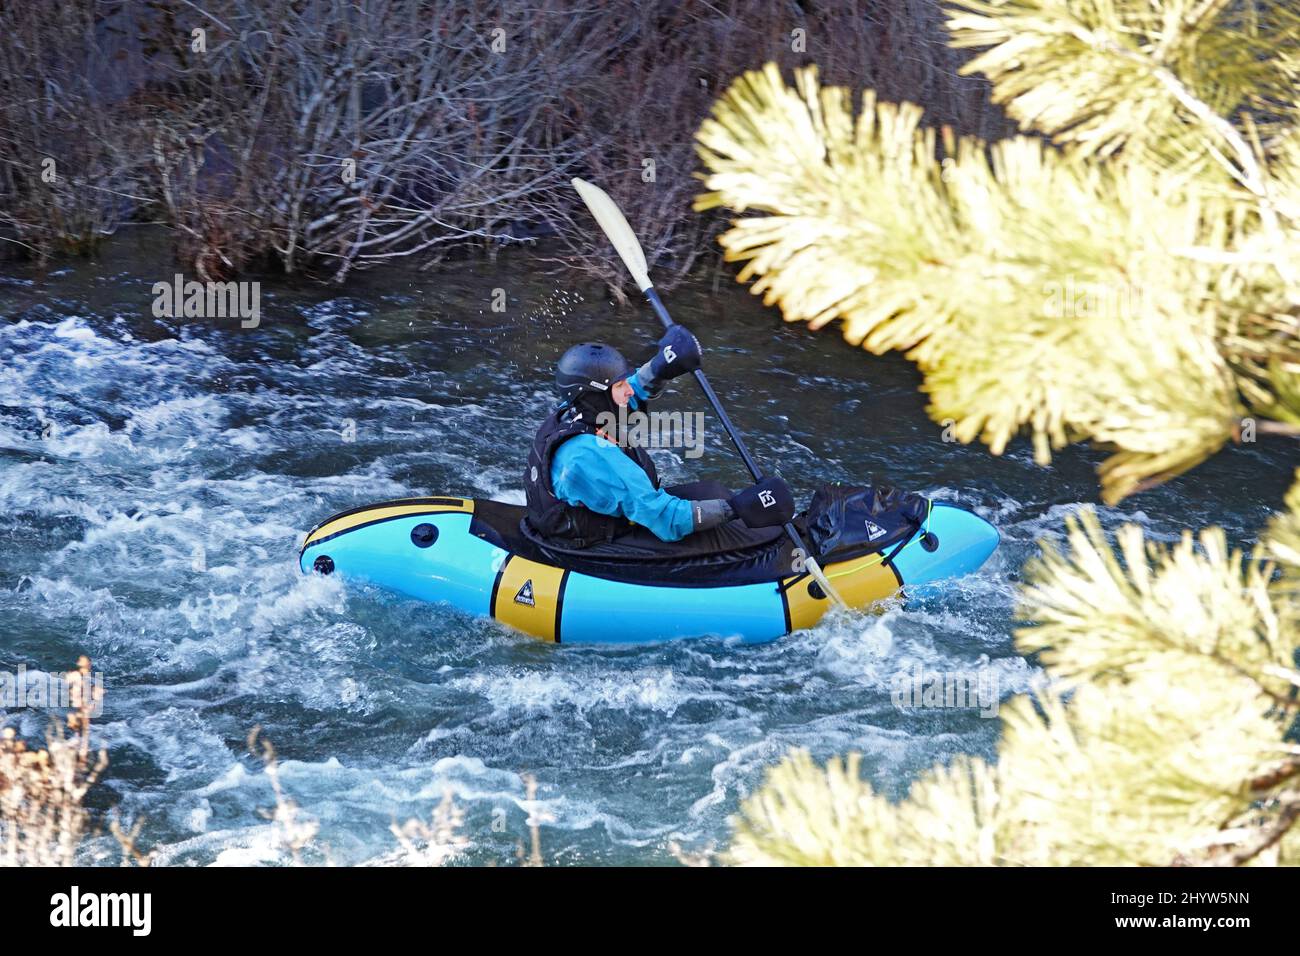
[695,1,1300,503]
[728,476,1300,866]
[1016,511,1293,697]
[947,0,1300,169]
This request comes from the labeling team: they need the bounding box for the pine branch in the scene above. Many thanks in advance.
[696,63,1254,503]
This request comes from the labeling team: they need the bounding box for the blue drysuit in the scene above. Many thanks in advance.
[551,434,695,542]
[549,370,696,541]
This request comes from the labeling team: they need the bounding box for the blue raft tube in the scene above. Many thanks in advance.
[300,493,998,645]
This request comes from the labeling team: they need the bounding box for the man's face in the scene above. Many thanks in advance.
[611,378,633,407]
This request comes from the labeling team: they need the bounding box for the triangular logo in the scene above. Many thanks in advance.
[864,520,887,541]
[514,579,536,607]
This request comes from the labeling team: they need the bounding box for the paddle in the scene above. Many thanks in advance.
[571,177,849,609]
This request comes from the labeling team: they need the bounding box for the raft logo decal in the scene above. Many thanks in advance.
[865,520,887,541]
[514,579,536,607]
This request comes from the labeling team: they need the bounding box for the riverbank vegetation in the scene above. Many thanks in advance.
[700,0,1300,865]
[0,0,1008,292]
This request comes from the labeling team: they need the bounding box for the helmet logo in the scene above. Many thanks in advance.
[587,380,608,390]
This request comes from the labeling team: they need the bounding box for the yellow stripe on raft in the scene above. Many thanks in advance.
[492,556,566,642]
[783,553,900,631]
[302,498,474,549]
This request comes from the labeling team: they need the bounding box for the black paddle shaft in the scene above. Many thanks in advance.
[643,287,821,575]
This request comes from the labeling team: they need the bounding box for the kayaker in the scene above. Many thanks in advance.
[524,327,796,549]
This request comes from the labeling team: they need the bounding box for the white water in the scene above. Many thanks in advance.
[1,244,1292,865]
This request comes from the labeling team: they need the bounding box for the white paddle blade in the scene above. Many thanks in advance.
[571,178,653,292]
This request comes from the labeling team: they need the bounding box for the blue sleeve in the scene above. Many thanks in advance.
[551,434,696,542]
[626,367,656,407]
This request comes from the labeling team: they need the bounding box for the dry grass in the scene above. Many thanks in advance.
[391,789,469,866]
[0,657,106,866]
[249,726,324,865]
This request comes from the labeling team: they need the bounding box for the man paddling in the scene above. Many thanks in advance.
[523,327,796,548]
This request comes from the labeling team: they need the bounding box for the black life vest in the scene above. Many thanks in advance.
[524,405,659,548]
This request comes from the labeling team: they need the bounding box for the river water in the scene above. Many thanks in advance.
[1,229,1294,865]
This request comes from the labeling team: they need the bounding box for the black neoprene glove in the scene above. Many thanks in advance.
[727,476,795,529]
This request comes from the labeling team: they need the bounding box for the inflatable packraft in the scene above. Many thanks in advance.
[298,484,998,644]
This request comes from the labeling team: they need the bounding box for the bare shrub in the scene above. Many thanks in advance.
[0,1,1010,290]
[545,0,1012,294]
[0,5,149,260]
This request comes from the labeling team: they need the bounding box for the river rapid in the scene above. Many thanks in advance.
[1,230,1293,864]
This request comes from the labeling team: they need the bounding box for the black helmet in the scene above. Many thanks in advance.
[555,342,632,404]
